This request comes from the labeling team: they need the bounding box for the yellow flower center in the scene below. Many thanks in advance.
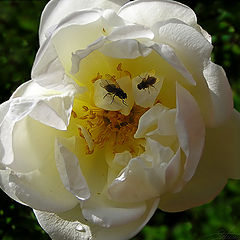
[68,61,162,157]
[71,104,147,155]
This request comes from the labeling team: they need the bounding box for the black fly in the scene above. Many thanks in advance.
[137,75,157,91]
[100,80,127,105]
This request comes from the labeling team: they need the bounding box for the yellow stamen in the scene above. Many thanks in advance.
[72,104,147,155]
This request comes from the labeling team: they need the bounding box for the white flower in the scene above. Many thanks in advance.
[0,0,240,239]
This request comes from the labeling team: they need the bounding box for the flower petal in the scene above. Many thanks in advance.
[108,156,161,202]
[52,11,103,72]
[132,73,163,108]
[203,61,233,126]
[165,148,183,192]
[134,103,175,138]
[7,81,76,131]
[34,198,159,240]
[1,117,79,212]
[93,76,134,116]
[203,110,240,180]
[108,138,174,202]
[81,195,146,227]
[71,37,105,74]
[118,0,197,28]
[158,110,240,212]
[154,19,218,125]
[55,138,90,201]
[150,43,195,86]
[176,83,205,182]
[39,0,128,45]
[107,24,154,41]
[154,19,212,70]
[100,39,152,59]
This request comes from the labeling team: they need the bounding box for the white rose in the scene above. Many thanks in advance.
[1,0,240,239]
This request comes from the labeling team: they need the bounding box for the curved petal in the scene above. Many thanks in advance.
[31,33,82,92]
[4,164,78,213]
[153,19,217,126]
[108,156,161,202]
[154,19,212,70]
[132,73,163,108]
[71,36,105,74]
[94,76,134,116]
[203,110,240,180]
[52,11,103,72]
[55,138,90,201]
[150,43,195,86]
[134,103,175,138]
[34,198,159,240]
[0,169,25,204]
[159,110,240,212]
[1,117,79,212]
[107,24,154,41]
[39,0,128,45]
[176,83,205,182]
[100,39,152,59]
[2,81,77,134]
[118,0,197,28]
[81,195,147,227]
[203,61,233,127]
[108,138,174,202]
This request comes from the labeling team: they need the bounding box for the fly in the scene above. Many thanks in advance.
[100,80,127,105]
[137,74,157,91]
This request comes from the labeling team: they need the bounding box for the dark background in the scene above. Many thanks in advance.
[0,0,240,239]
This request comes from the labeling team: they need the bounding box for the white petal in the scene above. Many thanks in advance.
[118,0,197,28]
[31,36,82,92]
[165,148,182,191]
[0,100,11,127]
[108,139,174,203]
[100,39,152,59]
[107,24,154,41]
[52,11,103,72]
[10,82,76,131]
[81,196,146,227]
[0,100,38,165]
[203,110,240,180]
[1,117,79,212]
[176,84,205,182]
[145,137,174,166]
[107,151,132,185]
[132,73,163,108]
[134,103,174,138]
[55,138,90,201]
[158,110,240,212]
[154,19,218,125]
[94,76,134,116]
[34,198,159,240]
[150,43,195,86]
[71,37,105,74]
[39,0,128,45]
[203,61,233,127]
[0,81,75,167]
[6,166,78,212]
[155,19,212,68]
[108,156,160,202]
[102,9,127,34]
[0,168,25,204]
[11,115,56,172]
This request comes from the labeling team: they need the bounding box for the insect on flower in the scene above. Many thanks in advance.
[137,71,157,92]
[100,79,128,105]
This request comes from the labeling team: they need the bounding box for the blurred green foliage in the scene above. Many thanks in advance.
[0,0,240,240]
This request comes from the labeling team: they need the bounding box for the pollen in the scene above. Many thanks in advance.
[72,104,148,155]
